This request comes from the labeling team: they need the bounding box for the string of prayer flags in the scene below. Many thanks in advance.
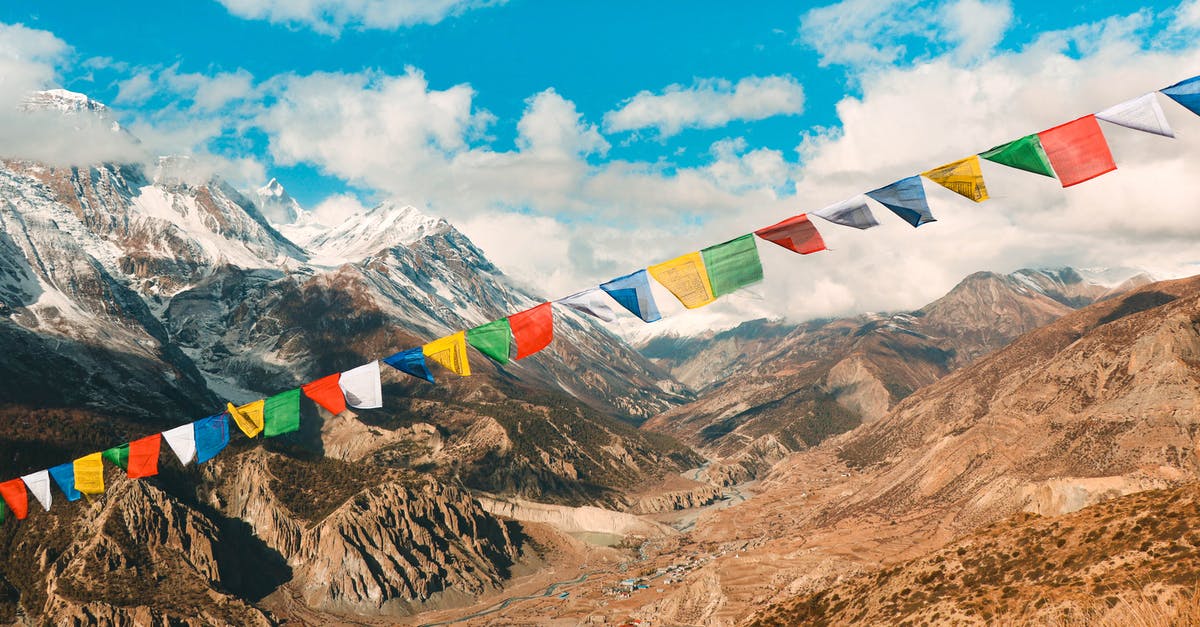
[810,196,879,230]
[21,471,51,512]
[648,253,716,309]
[510,302,554,359]
[1161,74,1200,116]
[302,373,347,415]
[866,176,936,227]
[127,434,161,479]
[424,331,472,376]
[601,270,662,323]
[264,389,302,437]
[702,234,764,297]
[754,214,827,255]
[467,318,513,364]
[102,443,129,471]
[0,479,28,520]
[979,134,1056,178]
[339,361,383,409]
[922,155,989,202]
[162,423,197,465]
[228,400,265,438]
[194,414,230,464]
[48,463,81,502]
[1096,93,1174,137]
[383,348,435,384]
[1037,115,1116,188]
[73,453,105,495]
[556,288,618,322]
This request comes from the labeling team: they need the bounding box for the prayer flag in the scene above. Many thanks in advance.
[339,361,383,409]
[922,155,989,202]
[263,389,302,437]
[162,424,197,465]
[648,253,716,309]
[810,196,879,229]
[556,288,618,322]
[467,318,512,364]
[510,302,554,359]
[1096,93,1174,137]
[20,471,51,512]
[979,134,1056,178]
[73,453,105,495]
[1037,115,1117,187]
[866,176,936,227]
[383,348,435,384]
[754,213,827,255]
[102,444,129,471]
[1161,75,1200,116]
[127,434,161,479]
[423,331,471,376]
[48,463,80,502]
[702,234,764,297]
[0,479,28,520]
[302,373,347,415]
[600,270,662,323]
[194,414,230,464]
[228,399,265,438]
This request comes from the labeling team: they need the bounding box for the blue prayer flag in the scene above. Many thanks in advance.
[48,463,81,502]
[383,347,435,383]
[194,413,230,464]
[600,270,662,323]
[1161,75,1200,117]
[865,176,936,227]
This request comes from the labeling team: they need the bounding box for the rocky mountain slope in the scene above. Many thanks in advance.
[640,268,1146,473]
[749,482,1200,626]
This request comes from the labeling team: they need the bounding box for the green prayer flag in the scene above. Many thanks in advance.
[979,134,1056,179]
[0,498,6,523]
[102,444,130,470]
[701,234,764,297]
[467,318,512,364]
[263,388,301,437]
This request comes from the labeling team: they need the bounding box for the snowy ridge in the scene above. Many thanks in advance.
[254,178,304,225]
[305,201,450,267]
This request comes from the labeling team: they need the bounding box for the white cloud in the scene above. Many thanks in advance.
[516,89,608,158]
[311,192,371,224]
[216,0,503,36]
[799,0,1013,68]
[603,75,806,137]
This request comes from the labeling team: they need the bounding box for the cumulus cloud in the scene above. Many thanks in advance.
[603,75,806,138]
[215,0,503,36]
[799,0,1013,68]
[311,192,371,224]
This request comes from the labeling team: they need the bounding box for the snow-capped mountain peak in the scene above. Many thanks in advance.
[305,201,450,266]
[254,177,304,225]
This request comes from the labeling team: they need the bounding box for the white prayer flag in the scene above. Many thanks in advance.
[20,470,51,512]
[557,288,618,322]
[339,361,383,409]
[162,424,197,465]
[1096,93,1174,138]
[810,196,880,229]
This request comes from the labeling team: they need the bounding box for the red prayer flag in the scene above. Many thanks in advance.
[509,302,554,360]
[302,373,347,415]
[1037,115,1116,188]
[754,213,827,255]
[127,433,162,479]
[0,478,28,520]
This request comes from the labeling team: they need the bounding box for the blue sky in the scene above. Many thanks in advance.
[4,0,1182,206]
[2,0,1200,332]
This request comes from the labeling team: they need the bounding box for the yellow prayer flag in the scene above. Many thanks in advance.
[922,155,989,202]
[73,452,105,495]
[227,400,265,438]
[423,331,471,377]
[647,252,716,309]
